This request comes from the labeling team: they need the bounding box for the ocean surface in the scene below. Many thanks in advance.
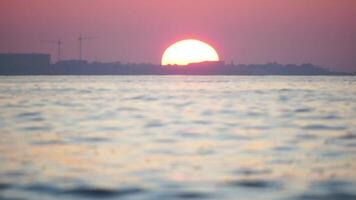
[0,76,355,200]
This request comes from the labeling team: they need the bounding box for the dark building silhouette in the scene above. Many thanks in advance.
[0,53,50,75]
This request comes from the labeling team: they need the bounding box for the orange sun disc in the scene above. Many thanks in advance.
[161,39,220,66]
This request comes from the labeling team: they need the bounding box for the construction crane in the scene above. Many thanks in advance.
[41,39,62,63]
[78,34,98,60]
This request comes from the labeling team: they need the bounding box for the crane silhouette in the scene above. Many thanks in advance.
[79,34,98,60]
[41,39,62,62]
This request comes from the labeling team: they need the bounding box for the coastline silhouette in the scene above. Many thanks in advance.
[0,53,351,75]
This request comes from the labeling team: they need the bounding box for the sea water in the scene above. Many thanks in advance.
[0,76,355,200]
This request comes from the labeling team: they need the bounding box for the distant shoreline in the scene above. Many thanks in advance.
[0,54,354,76]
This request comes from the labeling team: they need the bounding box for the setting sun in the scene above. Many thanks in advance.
[161,39,219,66]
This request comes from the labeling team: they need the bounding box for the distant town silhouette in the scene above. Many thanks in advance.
[0,53,352,75]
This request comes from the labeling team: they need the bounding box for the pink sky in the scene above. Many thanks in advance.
[0,0,355,71]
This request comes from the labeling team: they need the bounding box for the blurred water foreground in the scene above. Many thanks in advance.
[0,76,355,200]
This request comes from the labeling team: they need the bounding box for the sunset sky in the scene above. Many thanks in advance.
[0,0,355,72]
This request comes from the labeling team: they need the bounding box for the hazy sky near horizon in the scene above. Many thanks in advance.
[0,0,355,72]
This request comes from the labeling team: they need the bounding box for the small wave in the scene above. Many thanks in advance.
[67,187,145,198]
[192,120,211,125]
[335,133,356,140]
[0,183,12,190]
[295,108,313,113]
[278,95,289,102]
[294,192,356,200]
[310,180,352,190]
[294,180,356,200]
[321,151,346,158]
[145,120,164,128]
[24,184,59,194]
[243,125,271,130]
[234,168,272,176]
[295,133,318,140]
[272,146,297,152]
[125,95,158,101]
[302,125,346,131]
[2,171,26,178]
[24,184,145,198]
[322,114,341,120]
[31,140,65,146]
[269,159,294,164]
[325,133,356,148]
[78,89,92,94]
[224,179,282,189]
[174,192,210,199]
[15,112,44,122]
[70,136,109,143]
[97,126,123,132]
[20,125,52,132]
[16,112,41,118]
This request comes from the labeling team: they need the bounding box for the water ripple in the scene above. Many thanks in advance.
[24,184,145,198]
[224,179,282,189]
